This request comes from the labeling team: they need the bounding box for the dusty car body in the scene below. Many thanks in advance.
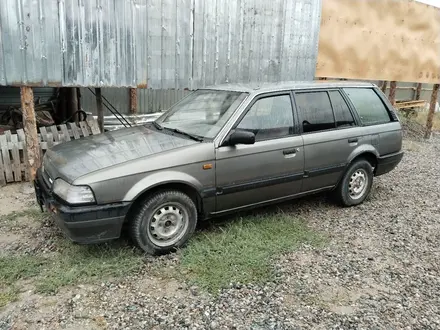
[34,81,403,254]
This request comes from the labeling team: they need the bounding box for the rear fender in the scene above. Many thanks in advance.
[332,145,379,189]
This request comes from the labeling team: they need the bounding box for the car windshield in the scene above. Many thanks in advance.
[155,89,248,139]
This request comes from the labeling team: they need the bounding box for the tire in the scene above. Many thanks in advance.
[130,190,198,255]
[334,159,374,207]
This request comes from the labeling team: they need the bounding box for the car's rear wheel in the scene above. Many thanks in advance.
[130,190,197,255]
[335,159,373,206]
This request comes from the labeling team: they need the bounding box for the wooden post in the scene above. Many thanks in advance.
[95,88,104,132]
[381,81,387,93]
[70,87,78,122]
[415,83,422,101]
[77,87,82,112]
[388,81,397,106]
[424,83,439,139]
[20,86,41,181]
[129,88,137,114]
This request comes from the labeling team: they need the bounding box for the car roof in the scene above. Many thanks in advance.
[202,80,376,94]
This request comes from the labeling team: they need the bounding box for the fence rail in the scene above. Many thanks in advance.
[0,118,100,186]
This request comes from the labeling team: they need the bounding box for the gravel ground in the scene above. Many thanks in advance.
[1,135,439,330]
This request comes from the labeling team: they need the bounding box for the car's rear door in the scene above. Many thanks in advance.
[294,89,363,192]
[214,92,304,212]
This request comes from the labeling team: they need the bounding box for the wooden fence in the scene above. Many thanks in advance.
[0,118,101,186]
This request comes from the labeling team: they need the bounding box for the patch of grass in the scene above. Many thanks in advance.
[0,208,48,223]
[0,242,144,296]
[180,213,323,293]
[36,242,144,294]
[0,286,20,308]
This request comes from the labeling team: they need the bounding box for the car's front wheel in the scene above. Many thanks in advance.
[130,190,198,255]
[334,159,374,206]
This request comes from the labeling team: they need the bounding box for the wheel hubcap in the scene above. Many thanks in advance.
[348,169,368,200]
[148,204,188,247]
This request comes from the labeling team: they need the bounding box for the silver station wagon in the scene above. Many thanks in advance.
[34,81,403,254]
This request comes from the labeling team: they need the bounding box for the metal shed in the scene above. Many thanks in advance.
[0,0,322,88]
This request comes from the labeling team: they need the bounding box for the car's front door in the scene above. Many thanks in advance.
[294,89,362,192]
[214,93,304,212]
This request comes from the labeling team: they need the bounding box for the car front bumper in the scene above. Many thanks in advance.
[34,169,130,244]
[375,150,404,176]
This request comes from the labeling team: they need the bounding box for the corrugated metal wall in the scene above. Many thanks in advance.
[0,0,322,88]
[79,88,190,114]
[0,87,57,112]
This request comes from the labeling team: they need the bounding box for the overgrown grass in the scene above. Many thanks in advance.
[0,242,144,295]
[179,213,323,293]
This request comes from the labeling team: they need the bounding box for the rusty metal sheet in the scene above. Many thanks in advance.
[316,0,440,83]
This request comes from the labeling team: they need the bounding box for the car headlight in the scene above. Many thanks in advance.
[52,178,96,205]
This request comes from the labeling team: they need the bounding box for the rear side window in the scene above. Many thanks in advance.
[343,88,391,125]
[295,92,335,133]
[329,91,355,128]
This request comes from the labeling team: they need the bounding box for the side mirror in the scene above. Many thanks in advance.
[225,129,255,146]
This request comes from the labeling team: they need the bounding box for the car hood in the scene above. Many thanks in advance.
[43,125,197,183]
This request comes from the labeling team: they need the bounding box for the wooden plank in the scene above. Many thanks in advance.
[6,141,24,150]
[59,124,71,142]
[40,142,48,150]
[0,135,13,182]
[86,118,100,135]
[39,126,48,142]
[16,129,29,181]
[50,125,60,142]
[16,129,25,142]
[69,122,80,139]
[79,121,90,137]
[5,130,12,142]
[46,133,54,149]
[10,134,21,182]
[0,137,5,186]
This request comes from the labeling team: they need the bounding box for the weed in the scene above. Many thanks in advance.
[0,286,19,308]
[0,242,144,295]
[179,213,323,293]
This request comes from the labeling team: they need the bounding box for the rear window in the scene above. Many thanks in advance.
[343,88,391,125]
[329,91,355,128]
[295,92,335,133]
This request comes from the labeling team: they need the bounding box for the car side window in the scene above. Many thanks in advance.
[236,94,294,141]
[329,91,355,128]
[295,92,335,133]
[343,88,392,125]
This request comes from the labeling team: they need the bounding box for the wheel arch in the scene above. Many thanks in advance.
[125,179,204,222]
[347,146,380,173]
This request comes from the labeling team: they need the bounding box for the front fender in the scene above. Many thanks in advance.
[123,170,203,201]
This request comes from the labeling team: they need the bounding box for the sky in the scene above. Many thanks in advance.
[415,0,440,7]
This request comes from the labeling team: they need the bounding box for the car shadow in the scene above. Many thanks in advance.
[196,191,332,232]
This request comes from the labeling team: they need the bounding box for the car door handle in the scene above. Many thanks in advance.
[283,148,298,155]
[348,138,358,143]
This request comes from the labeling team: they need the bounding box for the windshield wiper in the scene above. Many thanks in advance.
[163,127,203,142]
[151,121,163,130]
